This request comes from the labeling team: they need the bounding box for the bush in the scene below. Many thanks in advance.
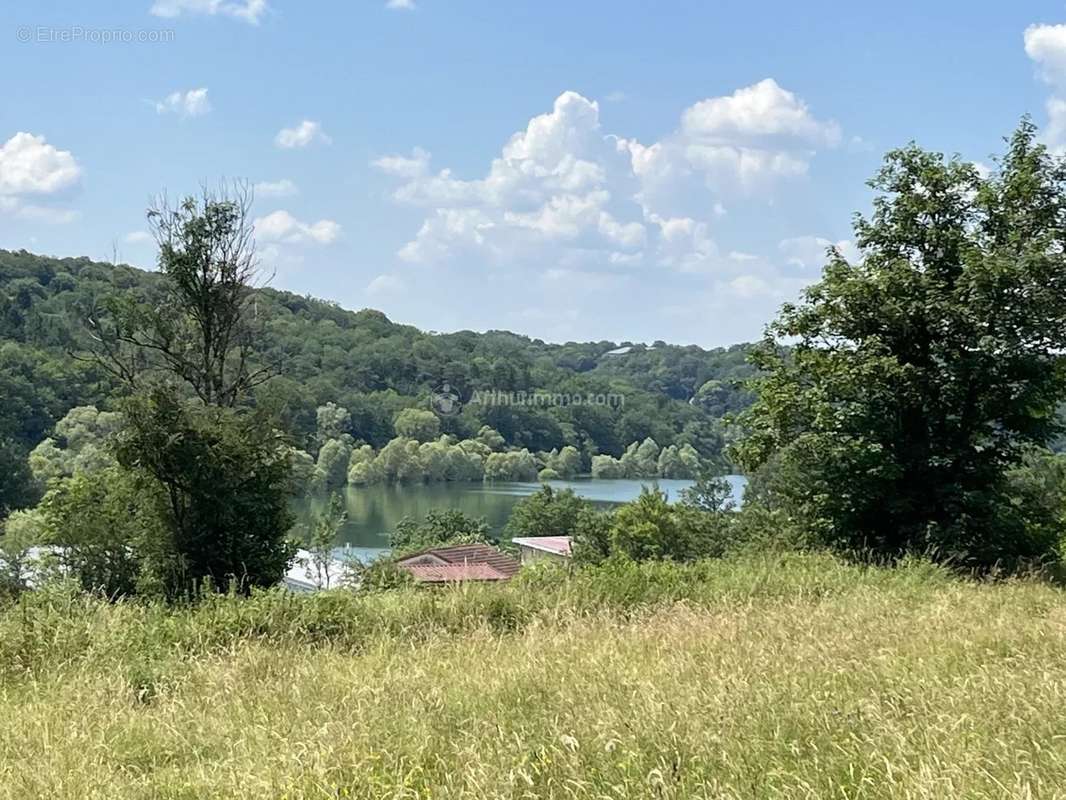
[503,485,591,540]
[390,509,491,555]
[39,467,169,598]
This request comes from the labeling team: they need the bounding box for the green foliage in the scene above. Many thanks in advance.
[0,249,747,465]
[483,449,539,481]
[39,467,169,598]
[572,488,737,565]
[503,485,592,540]
[393,408,440,443]
[736,122,1066,571]
[352,557,414,592]
[27,405,122,485]
[390,509,491,555]
[0,438,37,518]
[82,187,274,407]
[114,390,297,597]
[315,402,352,447]
[590,453,626,479]
[0,508,46,597]
[312,438,352,491]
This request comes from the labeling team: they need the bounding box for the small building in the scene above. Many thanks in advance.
[511,536,572,565]
[395,543,520,584]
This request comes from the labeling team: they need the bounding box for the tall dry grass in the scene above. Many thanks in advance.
[2,553,1065,798]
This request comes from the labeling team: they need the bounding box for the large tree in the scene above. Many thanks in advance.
[736,121,1066,569]
[74,185,297,595]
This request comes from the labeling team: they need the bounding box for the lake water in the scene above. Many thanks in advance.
[294,475,747,562]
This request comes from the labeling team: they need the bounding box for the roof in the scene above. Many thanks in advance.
[511,536,572,557]
[402,563,510,583]
[396,543,520,582]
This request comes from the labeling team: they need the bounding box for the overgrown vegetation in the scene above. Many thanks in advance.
[5,553,1066,798]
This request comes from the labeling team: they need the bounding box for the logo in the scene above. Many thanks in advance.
[430,382,462,416]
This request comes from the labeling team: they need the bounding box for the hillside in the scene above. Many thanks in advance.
[2,553,1064,798]
[0,248,754,467]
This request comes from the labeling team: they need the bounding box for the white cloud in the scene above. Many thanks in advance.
[150,0,266,24]
[371,147,431,178]
[681,79,841,147]
[254,178,298,198]
[124,231,154,245]
[1024,23,1066,151]
[155,88,211,117]
[274,120,331,149]
[385,0,416,9]
[366,274,405,295]
[779,235,858,269]
[373,84,842,324]
[0,132,82,196]
[254,210,340,245]
[1026,24,1066,86]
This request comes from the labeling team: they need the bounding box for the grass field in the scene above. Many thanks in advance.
[2,553,1066,798]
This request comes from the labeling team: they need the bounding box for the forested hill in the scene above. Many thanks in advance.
[0,248,754,465]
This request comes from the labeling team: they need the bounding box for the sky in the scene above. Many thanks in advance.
[3,2,1066,347]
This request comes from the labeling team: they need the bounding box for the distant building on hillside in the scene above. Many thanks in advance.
[395,543,520,584]
[511,536,572,565]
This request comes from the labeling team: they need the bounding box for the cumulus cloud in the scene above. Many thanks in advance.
[254,178,298,198]
[1026,24,1066,86]
[0,132,82,223]
[254,210,340,245]
[681,79,841,147]
[155,88,211,117]
[274,120,331,149]
[1025,22,1066,151]
[0,132,82,196]
[385,0,416,9]
[150,0,267,24]
[374,83,840,274]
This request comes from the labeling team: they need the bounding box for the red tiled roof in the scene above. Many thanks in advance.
[511,536,572,556]
[396,543,520,582]
[403,563,509,583]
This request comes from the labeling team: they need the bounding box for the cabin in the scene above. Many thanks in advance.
[511,536,572,565]
[395,543,520,584]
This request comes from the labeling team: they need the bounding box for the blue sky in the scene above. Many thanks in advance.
[2,1,1066,346]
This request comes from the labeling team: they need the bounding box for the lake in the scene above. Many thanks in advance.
[294,475,748,561]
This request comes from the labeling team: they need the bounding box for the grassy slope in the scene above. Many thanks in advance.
[2,554,1066,799]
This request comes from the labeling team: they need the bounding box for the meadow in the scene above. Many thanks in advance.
[1,553,1065,799]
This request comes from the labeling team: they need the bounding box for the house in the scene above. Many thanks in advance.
[511,536,572,565]
[395,543,520,584]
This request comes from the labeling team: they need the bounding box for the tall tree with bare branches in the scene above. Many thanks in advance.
[83,182,276,407]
